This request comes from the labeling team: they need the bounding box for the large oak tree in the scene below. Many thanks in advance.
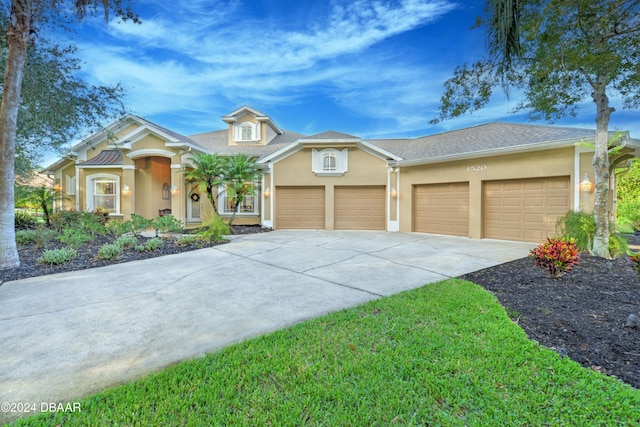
[432,0,640,258]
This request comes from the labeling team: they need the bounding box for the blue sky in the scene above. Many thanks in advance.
[65,0,638,144]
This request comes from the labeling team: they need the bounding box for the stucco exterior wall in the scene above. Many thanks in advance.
[272,147,388,229]
[398,147,579,237]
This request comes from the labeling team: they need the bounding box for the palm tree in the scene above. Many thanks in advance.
[25,185,58,227]
[222,154,260,228]
[184,152,225,215]
[487,0,524,71]
[0,0,138,269]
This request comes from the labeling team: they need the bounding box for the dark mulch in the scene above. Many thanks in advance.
[0,225,271,283]
[461,242,640,390]
[2,226,639,390]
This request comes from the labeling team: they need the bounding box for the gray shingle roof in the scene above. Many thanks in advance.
[188,129,307,160]
[132,115,206,150]
[303,131,360,140]
[369,122,597,162]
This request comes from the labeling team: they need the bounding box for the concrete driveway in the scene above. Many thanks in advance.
[0,230,533,423]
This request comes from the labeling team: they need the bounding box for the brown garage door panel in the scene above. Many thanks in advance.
[483,177,570,242]
[414,183,469,236]
[276,186,325,229]
[335,186,385,230]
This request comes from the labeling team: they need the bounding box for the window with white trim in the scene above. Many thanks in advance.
[234,121,260,142]
[65,175,76,196]
[218,186,259,215]
[241,125,253,141]
[86,173,120,214]
[323,153,336,171]
[312,148,348,176]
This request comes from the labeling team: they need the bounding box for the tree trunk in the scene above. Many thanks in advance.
[0,0,32,269]
[591,80,613,258]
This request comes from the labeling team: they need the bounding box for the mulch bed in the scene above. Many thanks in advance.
[0,225,270,283]
[461,246,640,389]
[1,226,639,390]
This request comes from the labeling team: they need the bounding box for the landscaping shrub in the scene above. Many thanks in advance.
[529,237,580,278]
[37,248,77,265]
[14,210,39,229]
[153,214,184,233]
[130,213,152,235]
[176,234,203,246]
[106,219,134,238]
[555,211,595,251]
[137,237,164,252]
[115,234,138,249]
[98,243,123,260]
[197,215,229,242]
[608,232,629,258]
[58,227,93,249]
[15,229,39,245]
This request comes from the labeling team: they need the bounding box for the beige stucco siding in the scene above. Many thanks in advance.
[273,147,388,230]
[399,147,577,238]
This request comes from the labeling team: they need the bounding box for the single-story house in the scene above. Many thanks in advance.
[43,105,640,243]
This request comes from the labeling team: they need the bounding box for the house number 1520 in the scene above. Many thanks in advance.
[467,165,487,172]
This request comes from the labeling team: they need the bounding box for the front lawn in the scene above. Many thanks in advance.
[11,279,639,426]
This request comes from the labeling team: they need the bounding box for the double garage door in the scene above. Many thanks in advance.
[275,186,385,230]
[483,176,570,242]
[413,177,570,242]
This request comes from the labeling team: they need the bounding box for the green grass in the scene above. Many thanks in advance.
[12,280,640,426]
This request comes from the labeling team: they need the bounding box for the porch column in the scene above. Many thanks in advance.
[170,163,184,222]
[122,166,135,219]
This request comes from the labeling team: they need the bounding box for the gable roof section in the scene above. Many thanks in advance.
[300,131,361,141]
[261,130,402,164]
[372,122,600,166]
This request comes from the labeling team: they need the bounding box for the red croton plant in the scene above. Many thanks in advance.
[529,237,580,278]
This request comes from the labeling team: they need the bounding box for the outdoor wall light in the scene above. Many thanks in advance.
[122,185,131,196]
[579,173,593,193]
[390,187,398,198]
[171,184,179,195]
[264,188,271,198]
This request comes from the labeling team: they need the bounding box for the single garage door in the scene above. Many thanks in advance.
[335,186,386,230]
[483,176,570,242]
[413,182,469,236]
[276,186,325,229]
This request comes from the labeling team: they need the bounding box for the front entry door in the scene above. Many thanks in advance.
[187,186,202,223]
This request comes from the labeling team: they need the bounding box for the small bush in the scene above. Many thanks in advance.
[197,215,229,243]
[529,237,580,278]
[608,232,629,258]
[58,227,93,249]
[38,248,77,265]
[134,244,146,252]
[98,243,123,260]
[17,226,59,248]
[556,211,595,251]
[176,234,202,246]
[140,237,164,252]
[153,214,184,233]
[115,234,138,249]
[14,210,39,229]
[130,213,152,235]
[15,229,39,244]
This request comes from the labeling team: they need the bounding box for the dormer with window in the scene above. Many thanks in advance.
[222,106,283,146]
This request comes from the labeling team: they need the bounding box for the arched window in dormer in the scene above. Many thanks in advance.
[241,124,253,141]
[323,152,337,171]
[234,121,260,142]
